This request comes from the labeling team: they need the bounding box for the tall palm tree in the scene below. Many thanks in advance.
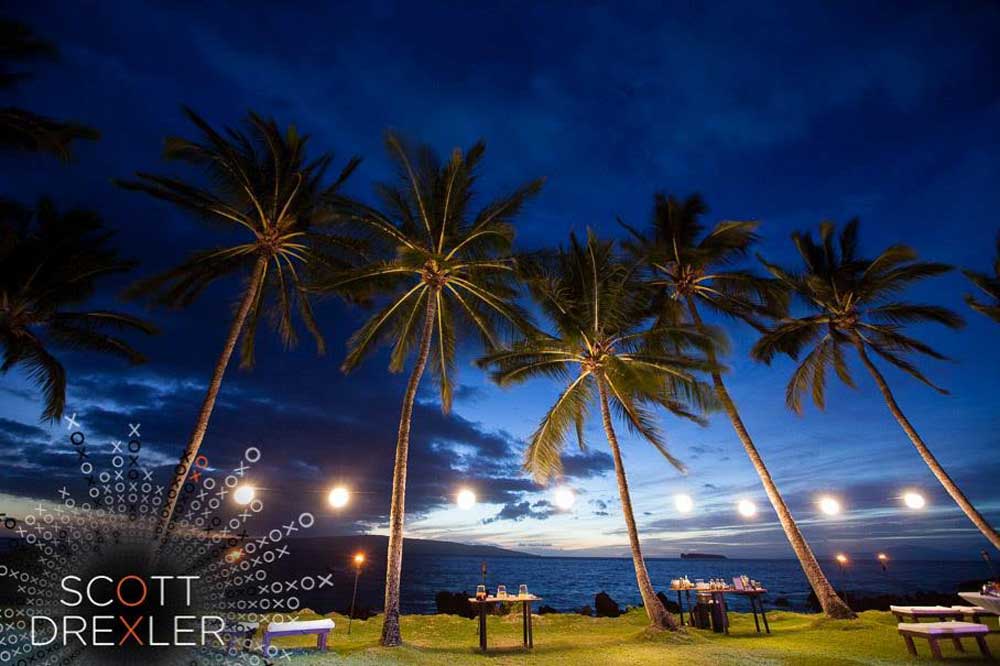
[323,133,542,646]
[0,198,155,420]
[0,19,98,160]
[754,220,999,551]
[621,193,856,619]
[118,108,360,533]
[479,232,717,631]
[962,233,1000,324]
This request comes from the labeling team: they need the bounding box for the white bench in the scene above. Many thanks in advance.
[897,621,992,659]
[891,605,968,622]
[952,604,1000,626]
[262,619,335,653]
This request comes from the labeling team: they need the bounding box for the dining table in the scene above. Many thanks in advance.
[671,586,770,634]
[958,591,1000,617]
[467,594,542,652]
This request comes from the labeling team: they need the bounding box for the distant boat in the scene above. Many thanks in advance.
[680,552,728,560]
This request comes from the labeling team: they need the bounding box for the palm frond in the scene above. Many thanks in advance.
[523,372,594,483]
[961,234,1000,323]
[758,218,958,408]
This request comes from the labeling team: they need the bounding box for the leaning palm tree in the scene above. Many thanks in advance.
[621,193,855,619]
[0,19,98,160]
[479,231,717,631]
[754,220,999,551]
[0,197,155,420]
[962,233,1000,324]
[118,108,360,533]
[323,133,542,646]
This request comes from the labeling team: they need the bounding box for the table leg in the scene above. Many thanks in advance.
[759,596,770,634]
[479,604,487,652]
[677,591,685,626]
[522,602,528,647]
[719,593,729,635]
[928,637,943,659]
[528,601,534,648]
[975,635,992,658]
[751,596,761,633]
[686,590,694,626]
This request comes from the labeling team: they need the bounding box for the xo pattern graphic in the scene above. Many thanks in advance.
[0,413,334,665]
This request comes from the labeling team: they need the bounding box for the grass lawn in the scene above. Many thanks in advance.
[260,608,999,665]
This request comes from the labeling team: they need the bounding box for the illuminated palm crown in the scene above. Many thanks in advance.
[118,108,360,367]
[479,231,718,481]
[326,133,543,412]
[753,219,964,411]
[621,192,786,330]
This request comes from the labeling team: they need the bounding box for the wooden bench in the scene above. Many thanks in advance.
[262,619,335,653]
[951,605,999,627]
[897,621,992,659]
[890,605,967,622]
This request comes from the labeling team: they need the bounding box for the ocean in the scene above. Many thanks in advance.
[326,555,993,615]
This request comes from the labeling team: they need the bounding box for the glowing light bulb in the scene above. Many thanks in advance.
[553,487,576,510]
[818,496,841,516]
[674,494,694,514]
[835,553,849,565]
[902,491,926,510]
[877,553,888,562]
[233,485,255,506]
[737,499,757,518]
[328,486,350,509]
[456,488,476,510]
[354,552,365,566]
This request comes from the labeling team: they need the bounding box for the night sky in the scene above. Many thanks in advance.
[2,1,998,559]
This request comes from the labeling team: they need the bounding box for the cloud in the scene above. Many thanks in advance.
[560,451,613,478]
[0,417,49,440]
[482,500,557,525]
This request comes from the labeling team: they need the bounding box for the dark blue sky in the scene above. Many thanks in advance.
[1,1,998,558]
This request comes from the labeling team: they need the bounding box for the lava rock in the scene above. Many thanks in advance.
[656,591,681,613]
[805,584,988,613]
[435,590,476,618]
[773,597,790,608]
[594,591,622,617]
[577,605,593,616]
[538,605,559,614]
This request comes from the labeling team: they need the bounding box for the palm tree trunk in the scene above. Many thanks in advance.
[597,377,678,630]
[381,296,438,647]
[685,297,856,619]
[157,257,267,537]
[851,333,1000,551]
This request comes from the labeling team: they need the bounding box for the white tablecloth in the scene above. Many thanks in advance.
[958,592,1000,614]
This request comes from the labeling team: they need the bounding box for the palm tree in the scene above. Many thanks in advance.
[962,233,1000,323]
[0,198,155,420]
[0,19,98,160]
[118,108,360,533]
[479,232,717,631]
[621,193,856,619]
[754,220,999,551]
[323,133,542,646]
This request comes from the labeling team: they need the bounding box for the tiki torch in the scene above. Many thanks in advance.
[348,552,365,634]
